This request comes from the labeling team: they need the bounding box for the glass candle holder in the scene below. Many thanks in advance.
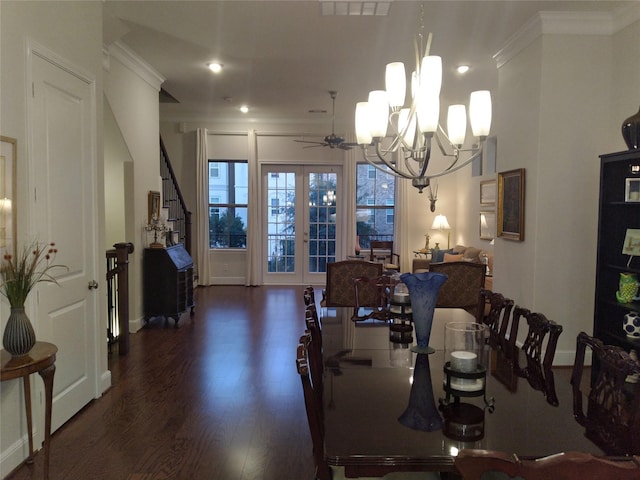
[444,322,489,394]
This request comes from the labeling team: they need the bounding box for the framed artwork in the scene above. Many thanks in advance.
[480,179,496,206]
[625,178,640,202]
[497,168,525,241]
[148,190,160,223]
[479,211,495,240]
[622,229,640,256]
[0,136,16,256]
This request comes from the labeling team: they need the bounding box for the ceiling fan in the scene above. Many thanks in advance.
[295,91,356,150]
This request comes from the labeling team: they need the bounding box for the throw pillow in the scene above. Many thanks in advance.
[443,253,464,262]
[433,248,453,263]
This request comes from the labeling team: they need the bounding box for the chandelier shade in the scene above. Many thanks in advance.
[353,19,492,194]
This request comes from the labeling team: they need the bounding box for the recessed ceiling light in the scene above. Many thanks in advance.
[208,63,223,73]
[457,65,470,74]
[240,105,249,114]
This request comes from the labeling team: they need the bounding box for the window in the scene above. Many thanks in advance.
[356,163,396,248]
[208,160,248,248]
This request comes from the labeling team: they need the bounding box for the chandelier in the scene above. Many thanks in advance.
[354,17,492,194]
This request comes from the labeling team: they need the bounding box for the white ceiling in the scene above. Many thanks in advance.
[103,1,636,131]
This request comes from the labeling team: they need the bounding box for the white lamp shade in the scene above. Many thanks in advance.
[416,93,439,133]
[420,56,442,97]
[469,90,492,137]
[432,214,450,230]
[398,108,416,146]
[447,104,467,146]
[355,102,373,145]
[385,62,406,108]
[368,90,389,138]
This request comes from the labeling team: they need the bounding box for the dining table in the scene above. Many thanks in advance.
[320,307,603,478]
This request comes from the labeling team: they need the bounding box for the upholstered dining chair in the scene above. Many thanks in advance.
[454,449,640,480]
[513,309,563,406]
[322,260,383,313]
[428,261,486,317]
[368,240,400,272]
[571,332,640,455]
[351,274,399,322]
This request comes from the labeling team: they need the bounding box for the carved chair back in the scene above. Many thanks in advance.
[322,260,383,308]
[455,449,640,480]
[514,309,563,406]
[571,332,640,455]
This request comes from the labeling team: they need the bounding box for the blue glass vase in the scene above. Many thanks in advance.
[400,271,447,353]
[398,353,443,432]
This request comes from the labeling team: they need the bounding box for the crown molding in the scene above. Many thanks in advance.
[493,6,640,68]
[107,41,165,91]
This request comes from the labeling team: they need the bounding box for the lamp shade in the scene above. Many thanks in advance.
[399,108,416,146]
[355,102,373,145]
[447,105,466,147]
[417,93,439,134]
[432,214,450,230]
[368,90,389,138]
[469,90,491,138]
[420,56,442,97]
[386,62,406,108]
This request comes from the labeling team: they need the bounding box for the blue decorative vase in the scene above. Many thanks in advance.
[400,271,447,353]
[398,353,443,432]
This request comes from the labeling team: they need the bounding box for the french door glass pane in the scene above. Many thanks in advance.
[308,172,337,273]
[267,172,296,273]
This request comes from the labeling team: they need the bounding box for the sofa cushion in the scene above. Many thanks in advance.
[462,246,482,262]
[444,253,464,262]
[432,248,453,263]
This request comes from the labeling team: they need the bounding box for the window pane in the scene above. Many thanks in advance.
[208,160,248,249]
[356,163,395,248]
[267,171,296,273]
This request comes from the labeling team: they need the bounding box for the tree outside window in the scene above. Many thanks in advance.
[356,163,395,248]
[208,160,248,248]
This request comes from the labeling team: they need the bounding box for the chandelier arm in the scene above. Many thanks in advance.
[361,146,417,180]
[425,144,484,179]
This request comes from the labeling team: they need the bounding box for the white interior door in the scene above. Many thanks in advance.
[263,165,341,284]
[30,49,99,432]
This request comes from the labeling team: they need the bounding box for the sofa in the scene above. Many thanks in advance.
[412,244,493,291]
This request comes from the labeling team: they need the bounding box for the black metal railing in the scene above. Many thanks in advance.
[160,136,192,254]
[106,242,134,355]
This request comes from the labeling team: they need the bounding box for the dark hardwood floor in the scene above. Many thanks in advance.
[7,285,316,480]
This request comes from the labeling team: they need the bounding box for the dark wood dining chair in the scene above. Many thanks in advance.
[368,240,400,272]
[428,261,486,317]
[512,309,563,406]
[297,332,332,480]
[571,332,640,455]
[455,449,640,480]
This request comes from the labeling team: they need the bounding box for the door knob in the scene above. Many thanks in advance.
[88,280,99,290]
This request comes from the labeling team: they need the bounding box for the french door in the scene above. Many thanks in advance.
[263,165,342,284]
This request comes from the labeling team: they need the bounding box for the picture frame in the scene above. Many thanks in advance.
[148,190,160,223]
[625,178,640,202]
[480,179,496,206]
[0,136,17,256]
[479,211,496,240]
[622,229,640,256]
[497,168,525,241]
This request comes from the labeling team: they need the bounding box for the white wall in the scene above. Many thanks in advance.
[0,1,105,475]
[104,43,164,329]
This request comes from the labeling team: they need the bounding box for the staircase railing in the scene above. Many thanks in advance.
[160,136,192,254]
[106,242,134,355]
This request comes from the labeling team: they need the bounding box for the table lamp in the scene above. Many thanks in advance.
[432,214,451,249]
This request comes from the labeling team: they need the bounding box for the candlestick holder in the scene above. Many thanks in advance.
[144,215,169,248]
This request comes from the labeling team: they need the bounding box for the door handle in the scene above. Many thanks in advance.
[88,280,99,290]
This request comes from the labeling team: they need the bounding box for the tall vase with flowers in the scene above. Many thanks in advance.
[1,241,66,357]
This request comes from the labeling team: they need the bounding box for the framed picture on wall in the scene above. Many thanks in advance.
[0,136,16,256]
[480,179,496,206]
[148,191,160,223]
[497,168,525,241]
[479,211,495,240]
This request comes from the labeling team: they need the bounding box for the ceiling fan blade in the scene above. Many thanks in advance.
[302,144,327,149]
[294,140,326,145]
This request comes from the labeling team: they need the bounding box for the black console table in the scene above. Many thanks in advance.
[143,244,195,327]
